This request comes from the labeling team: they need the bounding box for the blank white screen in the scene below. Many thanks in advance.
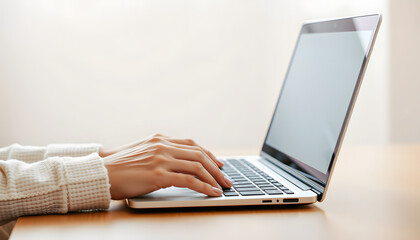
[265,31,372,174]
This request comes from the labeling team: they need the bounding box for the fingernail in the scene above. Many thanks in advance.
[212,187,223,195]
[216,159,224,166]
[224,176,233,187]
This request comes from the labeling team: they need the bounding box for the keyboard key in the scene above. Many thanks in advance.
[234,185,257,188]
[284,190,294,194]
[229,174,243,178]
[232,179,246,182]
[254,180,269,184]
[244,174,258,177]
[223,192,239,197]
[257,185,274,189]
[233,179,249,182]
[259,183,274,187]
[231,177,247,181]
[229,175,243,178]
[239,191,265,196]
[234,185,255,189]
[233,179,249,183]
[260,186,278,191]
[249,178,263,182]
[228,173,242,176]
[235,187,259,192]
[233,182,254,187]
[264,190,283,195]
[233,182,251,186]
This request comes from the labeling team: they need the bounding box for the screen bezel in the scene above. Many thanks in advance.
[261,14,381,189]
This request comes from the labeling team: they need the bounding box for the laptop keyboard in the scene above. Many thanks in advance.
[221,159,294,197]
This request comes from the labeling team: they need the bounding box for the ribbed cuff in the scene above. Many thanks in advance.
[61,153,111,212]
[46,144,101,158]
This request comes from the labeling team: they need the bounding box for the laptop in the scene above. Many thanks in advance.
[127,14,382,209]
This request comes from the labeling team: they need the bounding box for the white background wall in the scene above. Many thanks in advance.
[389,0,420,143]
[0,0,416,151]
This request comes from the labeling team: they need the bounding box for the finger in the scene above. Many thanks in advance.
[165,158,220,189]
[162,172,222,197]
[162,144,232,188]
[200,148,223,167]
[161,137,224,168]
[125,133,172,150]
[153,133,170,138]
[161,141,218,168]
[168,138,224,167]
[108,143,152,159]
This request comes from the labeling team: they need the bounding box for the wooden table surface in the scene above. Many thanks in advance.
[9,144,420,240]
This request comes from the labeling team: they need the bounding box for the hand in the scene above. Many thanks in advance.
[103,134,232,200]
[99,134,224,168]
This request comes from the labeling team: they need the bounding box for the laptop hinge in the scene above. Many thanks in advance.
[260,152,324,200]
[311,188,322,201]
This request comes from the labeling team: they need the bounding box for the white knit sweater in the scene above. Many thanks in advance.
[0,144,111,223]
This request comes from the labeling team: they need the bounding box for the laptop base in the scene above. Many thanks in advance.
[127,157,317,209]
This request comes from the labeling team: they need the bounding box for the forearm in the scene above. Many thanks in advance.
[0,153,111,221]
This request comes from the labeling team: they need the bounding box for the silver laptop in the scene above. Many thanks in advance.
[127,14,382,209]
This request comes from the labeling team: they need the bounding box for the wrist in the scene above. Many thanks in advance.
[99,146,113,158]
[104,159,121,200]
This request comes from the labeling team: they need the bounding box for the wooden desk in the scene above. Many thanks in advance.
[9,144,420,240]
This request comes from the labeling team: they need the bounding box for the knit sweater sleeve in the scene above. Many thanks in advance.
[0,146,111,221]
[0,143,102,163]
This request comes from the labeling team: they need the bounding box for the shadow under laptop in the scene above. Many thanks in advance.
[126,202,321,215]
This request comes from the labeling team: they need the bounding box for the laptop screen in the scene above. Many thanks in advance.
[262,15,380,186]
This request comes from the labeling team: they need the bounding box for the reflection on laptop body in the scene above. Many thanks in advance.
[127,14,382,208]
